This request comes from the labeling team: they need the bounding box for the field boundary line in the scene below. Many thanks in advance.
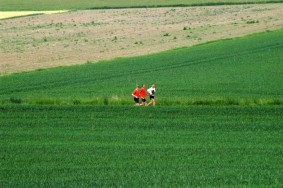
[87,1,283,10]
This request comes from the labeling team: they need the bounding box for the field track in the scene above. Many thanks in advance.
[0,11,67,19]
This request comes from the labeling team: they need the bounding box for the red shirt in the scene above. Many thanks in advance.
[139,87,146,99]
[132,89,140,98]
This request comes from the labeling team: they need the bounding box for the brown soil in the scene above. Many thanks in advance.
[0,4,282,75]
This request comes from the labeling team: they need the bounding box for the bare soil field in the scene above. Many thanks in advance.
[0,4,282,74]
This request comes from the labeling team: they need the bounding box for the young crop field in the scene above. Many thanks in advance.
[0,29,282,105]
[1,1,283,185]
[0,0,283,10]
[1,105,282,187]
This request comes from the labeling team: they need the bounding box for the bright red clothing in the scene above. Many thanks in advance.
[132,89,140,98]
[139,87,146,99]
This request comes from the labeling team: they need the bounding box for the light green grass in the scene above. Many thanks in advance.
[0,29,282,105]
[1,105,282,187]
[0,0,283,11]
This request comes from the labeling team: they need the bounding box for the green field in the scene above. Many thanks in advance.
[0,29,282,106]
[1,0,283,10]
[1,105,282,186]
[1,14,283,186]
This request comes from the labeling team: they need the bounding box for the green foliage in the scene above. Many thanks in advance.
[246,20,259,24]
[103,97,109,105]
[112,36,118,42]
[73,99,81,105]
[9,97,22,104]
[1,0,283,10]
[183,26,190,30]
[134,41,143,45]
[0,29,282,105]
[1,105,283,186]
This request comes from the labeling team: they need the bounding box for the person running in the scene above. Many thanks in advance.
[132,85,140,106]
[147,84,156,106]
[139,84,147,106]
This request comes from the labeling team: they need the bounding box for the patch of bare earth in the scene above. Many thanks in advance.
[0,4,283,74]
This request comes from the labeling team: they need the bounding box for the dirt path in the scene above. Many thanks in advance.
[0,11,67,19]
[0,4,283,74]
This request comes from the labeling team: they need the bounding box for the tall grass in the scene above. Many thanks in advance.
[3,97,282,106]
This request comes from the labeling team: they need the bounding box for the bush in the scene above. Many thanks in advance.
[10,97,22,104]
[246,20,259,24]
[103,97,109,105]
[73,99,81,105]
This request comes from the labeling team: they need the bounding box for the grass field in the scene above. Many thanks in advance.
[1,0,283,10]
[0,29,282,105]
[1,105,282,186]
[1,2,283,185]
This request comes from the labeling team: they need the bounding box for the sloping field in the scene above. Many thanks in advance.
[1,4,283,74]
[1,105,282,186]
[0,0,283,10]
[0,29,282,105]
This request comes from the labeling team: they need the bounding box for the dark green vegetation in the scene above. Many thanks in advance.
[0,29,282,106]
[1,0,283,10]
[1,105,282,186]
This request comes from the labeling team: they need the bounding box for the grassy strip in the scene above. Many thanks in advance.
[2,97,282,106]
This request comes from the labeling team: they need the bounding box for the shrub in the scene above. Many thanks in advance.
[103,97,109,105]
[73,99,81,105]
[246,20,259,24]
[113,36,118,41]
[10,97,22,104]
[134,41,143,45]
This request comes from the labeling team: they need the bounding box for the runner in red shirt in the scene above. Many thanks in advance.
[132,86,140,106]
[139,84,147,106]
